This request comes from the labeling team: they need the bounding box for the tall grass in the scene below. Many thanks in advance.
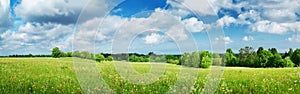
[0,58,299,93]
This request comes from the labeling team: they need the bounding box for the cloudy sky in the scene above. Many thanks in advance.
[0,0,300,55]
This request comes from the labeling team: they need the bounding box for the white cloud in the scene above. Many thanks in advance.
[73,15,128,51]
[14,0,113,24]
[0,0,13,31]
[217,16,236,27]
[0,22,74,54]
[116,8,189,41]
[242,36,254,41]
[251,20,300,34]
[182,17,210,32]
[263,9,297,23]
[143,33,164,44]
[238,10,261,23]
[214,36,233,44]
[167,0,217,16]
[287,34,300,42]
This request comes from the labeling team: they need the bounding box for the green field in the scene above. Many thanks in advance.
[0,58,300,94]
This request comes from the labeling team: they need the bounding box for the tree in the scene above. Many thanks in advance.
[106,56,113,61]
[283,57,294,67]
[199,51,212,68]
[257,47,264,54]
[51,47,61,58]
[269,48,278,55]
[66,52,72,57]
[256,50,272,67]
[238,46,256,67]
[73,51,80,57]
[226,48,238,66]
[213,53,222,66]
[29,53,33,57]
[291,49,300,66]
[95,54,105,62]
[288,48,294,57]
[267,53,284,67]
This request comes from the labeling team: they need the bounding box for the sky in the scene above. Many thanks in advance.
[0,0,300,55]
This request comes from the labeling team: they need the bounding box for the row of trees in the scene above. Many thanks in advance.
[180,51,213,68]
[226,46,299,67]
[8,54,51,57]
[51,47,113,62]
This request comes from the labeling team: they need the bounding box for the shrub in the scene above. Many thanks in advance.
[167,59,179,65]
[283,57,294,67]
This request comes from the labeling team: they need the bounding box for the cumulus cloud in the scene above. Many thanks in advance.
[116,8,189,41]
[73,15,128,51]
[287,34,300,42]
[14,0,115,24]
[167,0,217,16]
[214,36,233,44]
[0,22,73,54]
[143,33,164,44]
[217,16,236,27]
[182,17,210,32]
[0,0,13,31]
[251,20,300,34]
[242,36,254,41]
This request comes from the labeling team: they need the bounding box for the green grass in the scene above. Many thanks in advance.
[0,58,300,93]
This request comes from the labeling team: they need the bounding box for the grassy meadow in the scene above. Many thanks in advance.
[0,57,300,93]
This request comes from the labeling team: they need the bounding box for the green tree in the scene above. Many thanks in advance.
[73,51,80,57]
[283,57,294,67]
[200,55,212,68]
[256,50,273,67]
[106,56,113,61]
[95,54,105,62]
[291,48,300,66]
[267,53,284,67]
[66,52,73,57]
[269,48,278,55]
[226,48,238,66]
[238,46,256,67]
[288,48,294,57]
[51,47,61,58]
[213,53,222,66]
[199,51,212,68]
[29,53,33,57]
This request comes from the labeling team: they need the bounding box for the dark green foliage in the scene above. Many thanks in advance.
[166,59,179,65]
[106,56,113,61]
[225,49,238,66]
[283,57,294,67]
[212,53,223,66]
[226,46,297,68]
[149,55,166,62]
[28,54,33,57]
[291,48,300,66]
[238,46,257,67]
[129,55,149,62]
[51,47,61,58]
[95,54,105,62]
[180,51,212,68]
[256,50,272,67]
[267,53,284,67]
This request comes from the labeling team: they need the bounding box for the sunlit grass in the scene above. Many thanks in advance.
[0,58,299,93]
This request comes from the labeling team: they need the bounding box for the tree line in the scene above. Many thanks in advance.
[226,46,300,67]
[46,46,300,68]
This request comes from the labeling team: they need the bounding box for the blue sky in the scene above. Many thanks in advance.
[0,0,300,55]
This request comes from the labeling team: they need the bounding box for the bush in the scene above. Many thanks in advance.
[200,56,212,68]
[106,56,113,61]
[180,51,212,68]
[167,59,179,65]
[95,54,105,62]
[283,57,294,67]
